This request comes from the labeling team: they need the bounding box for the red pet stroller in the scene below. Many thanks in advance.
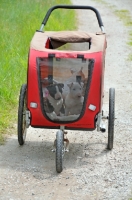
[18,5,115,173]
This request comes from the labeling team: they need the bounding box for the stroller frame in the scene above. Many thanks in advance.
[18,5,115,173]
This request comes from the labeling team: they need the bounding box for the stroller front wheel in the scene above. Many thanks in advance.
[55,130,64,173]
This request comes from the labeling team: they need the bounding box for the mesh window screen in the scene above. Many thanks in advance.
[38,57,94,122]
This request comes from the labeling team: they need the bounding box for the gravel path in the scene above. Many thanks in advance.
[0,0,132,199]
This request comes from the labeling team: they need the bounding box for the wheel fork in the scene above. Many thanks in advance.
[52,126,69,152]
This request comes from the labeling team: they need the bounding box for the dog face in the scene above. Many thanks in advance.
[70,67,85,82]
[67,82,83,98]
[46,83,64,100]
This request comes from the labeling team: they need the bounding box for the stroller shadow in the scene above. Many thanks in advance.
[0,133,111,178]
[64,140,110,169]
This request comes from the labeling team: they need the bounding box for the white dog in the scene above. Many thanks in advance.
[62,67,85,99]
[65,82,84,116]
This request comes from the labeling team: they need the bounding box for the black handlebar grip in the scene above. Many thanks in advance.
[42,5,104,28]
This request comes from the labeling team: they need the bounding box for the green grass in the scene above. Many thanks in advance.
[0,0,76,144]
[114,9,132,60]
[128,32,132,46]
[92,0,132,60]
[115,9,132,26]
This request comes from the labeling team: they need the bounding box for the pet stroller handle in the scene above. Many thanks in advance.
[40,5,105,33]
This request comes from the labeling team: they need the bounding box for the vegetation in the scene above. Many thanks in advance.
[0,0,76,143]
[115,9,132,26]
[114,9,132,60]
[93,0,132,60]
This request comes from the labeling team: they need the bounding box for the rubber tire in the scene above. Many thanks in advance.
[18,84,27,145]
[108,88,115,150]
[56,130,64,173]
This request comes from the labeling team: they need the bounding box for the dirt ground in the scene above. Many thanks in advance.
[0,0,132,199]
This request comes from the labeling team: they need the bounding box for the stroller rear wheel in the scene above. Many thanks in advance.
[18,84,27,145]
[108,88,115,150]
[56,130,64,173]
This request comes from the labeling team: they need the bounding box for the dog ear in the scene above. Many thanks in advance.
[70,69,76,74]
[80,66,83,71]
[77,67,83,73]
[78,67,85,81]
[67,82,73,88]
[46,84,54,92]
[58,83,64,88]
